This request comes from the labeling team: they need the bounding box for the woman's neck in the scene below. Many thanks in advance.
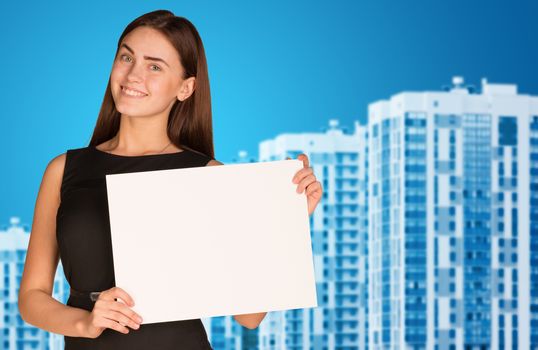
[99,113,180,155]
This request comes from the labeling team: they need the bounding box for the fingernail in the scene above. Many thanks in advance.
[138,316,143,323]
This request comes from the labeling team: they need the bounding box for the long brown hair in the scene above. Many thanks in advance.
[89,10,214,159]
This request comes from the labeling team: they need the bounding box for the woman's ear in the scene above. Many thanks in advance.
[177,77,196,101]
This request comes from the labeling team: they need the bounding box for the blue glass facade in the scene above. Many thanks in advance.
[530,116,538,349]
[380,118,392,346]
[462,114,492,347]
[404,113,427,348]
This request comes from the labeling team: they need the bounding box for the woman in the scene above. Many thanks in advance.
[18,9,322,349]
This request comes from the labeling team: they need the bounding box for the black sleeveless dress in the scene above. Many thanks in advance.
[56,146,214,350]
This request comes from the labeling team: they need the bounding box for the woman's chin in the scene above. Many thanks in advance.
[116,108,145,118]
[116,103,142,115]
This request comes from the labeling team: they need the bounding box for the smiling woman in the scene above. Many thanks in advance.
[16,9,251,350]
[17,8,322,350]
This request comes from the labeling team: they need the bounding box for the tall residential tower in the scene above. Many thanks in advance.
[258,120,369,350]
[368,77,538,349]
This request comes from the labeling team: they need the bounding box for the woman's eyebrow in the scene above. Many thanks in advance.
[120,43,170,67]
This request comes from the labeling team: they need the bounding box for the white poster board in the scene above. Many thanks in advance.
[105,159,318,324]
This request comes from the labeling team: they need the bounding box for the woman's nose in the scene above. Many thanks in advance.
[126,63,144,83]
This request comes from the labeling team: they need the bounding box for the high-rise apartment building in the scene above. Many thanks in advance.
[368,77,538,350]
[258,120,369,350]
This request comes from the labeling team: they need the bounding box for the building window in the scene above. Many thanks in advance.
[498,116,518,146]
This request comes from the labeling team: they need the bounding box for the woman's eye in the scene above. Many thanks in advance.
[120,54,132,62]
[150,65,161,72]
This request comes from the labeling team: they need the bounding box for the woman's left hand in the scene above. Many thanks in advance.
[289,154,322,216]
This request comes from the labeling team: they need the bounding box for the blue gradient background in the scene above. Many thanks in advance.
[1,0,536,225]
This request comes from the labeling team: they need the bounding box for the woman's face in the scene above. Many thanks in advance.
[110,26,187,118]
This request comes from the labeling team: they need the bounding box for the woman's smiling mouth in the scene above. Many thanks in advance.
[121,85,148,97]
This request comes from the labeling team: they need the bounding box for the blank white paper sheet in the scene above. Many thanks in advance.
[105,159,318,324]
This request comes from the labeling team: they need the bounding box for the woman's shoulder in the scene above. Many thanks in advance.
[42,147,92,187]
[44,152,67,180]
[37,152,68,205]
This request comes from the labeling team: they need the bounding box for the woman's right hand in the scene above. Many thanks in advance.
[82,287,143,338]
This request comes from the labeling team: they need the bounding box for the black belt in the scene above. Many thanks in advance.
[70,288,102,302]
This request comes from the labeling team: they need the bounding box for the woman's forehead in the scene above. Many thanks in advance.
[121,27,180,62]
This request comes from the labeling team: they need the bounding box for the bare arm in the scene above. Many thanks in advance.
[206,159,268,329]
[18,153,91,337]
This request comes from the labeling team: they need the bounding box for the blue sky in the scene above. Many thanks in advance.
[1,0,537,227]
